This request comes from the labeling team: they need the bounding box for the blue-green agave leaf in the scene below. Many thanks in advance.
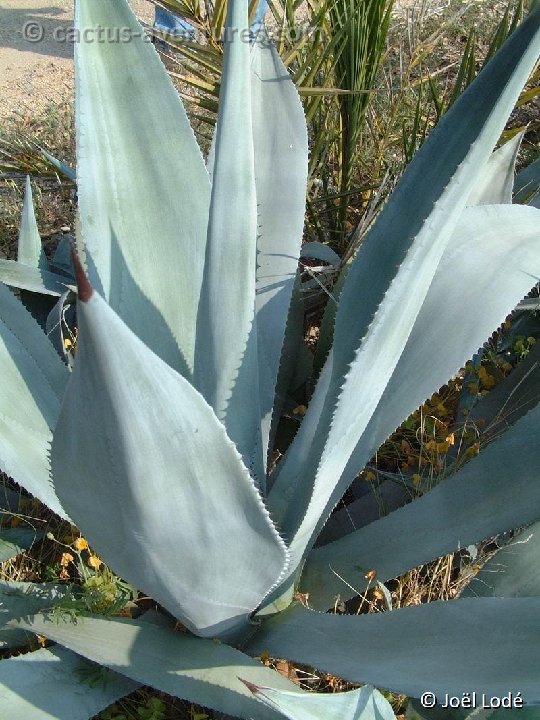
[0,644,138,719]
[0,260,70,296]
[311,202,540,548]
[0,581,68,649]
[17,177,47,270]
[252,28,309,471]
[466,132,523,205]
[406,701,487,719]
[0,528,42,563]
[312,260,350,377]
[243,681,396,720]
[463,519,540,599]
[315,477,409,545]
[0,283,68,518]
[14,613,297,720]
[514,156,540,205]
[408,703,540,720]
[0,484,22,514]
[45,289,76,364]
[247,600,540,701]
[49,236,75,279]
[463,334,540,442]
[273,199,540,585]
[488,709,540,719]
[1,581,68,627]
[76,0,210,376]
[300,242,341,267]
[301,400,540,609]
[267,10,540,577]
[194,0,262,483]
[39,148,76,183]
[268,274,306,459]
[51,282,288,638]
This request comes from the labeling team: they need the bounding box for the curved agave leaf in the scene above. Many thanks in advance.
[0,528,42,563]
[17,177,47,270]
[76,0,210,376]
[311,203,540,542]
[14,613,296,720]
[299,242,341,267]
[463,519,540,599]
[242,681,396,720]
[0,283,68,518]
[305,118,514,380]
[0,644,138,720]
[271,197,540,588]
[301,400,540,608]
[267,9,540,577]
[194,0,262,482]
[45,289,76,364]
[247,600,540,701]
[464,335,540,442]
[51,280,288,638]
[466,132,523,206]
[252,29,309,473]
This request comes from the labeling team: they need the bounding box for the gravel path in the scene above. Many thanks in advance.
[0,0,154,119]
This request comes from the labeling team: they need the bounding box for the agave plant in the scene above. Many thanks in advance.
[1,0,540,718]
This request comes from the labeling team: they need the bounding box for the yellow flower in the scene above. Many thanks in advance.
[87,554,103,569]
[60,552,74,567]
[73,537,89,551]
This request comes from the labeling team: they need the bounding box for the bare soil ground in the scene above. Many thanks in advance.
[0,0,154,118]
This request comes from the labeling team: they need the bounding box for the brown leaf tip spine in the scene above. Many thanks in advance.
[238,677,260,694]
[71,245,93,303]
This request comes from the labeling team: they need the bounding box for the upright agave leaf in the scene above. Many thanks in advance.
[194,0,262,481]
[251,29,309,470]
[466,131,523,205]
[17,177,47,270]
[75,0,210,376]
[0,282,68,517]
[51,265,288,638]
